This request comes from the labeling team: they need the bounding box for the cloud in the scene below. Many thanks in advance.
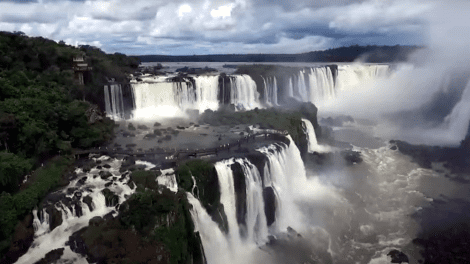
[0,0,428,54]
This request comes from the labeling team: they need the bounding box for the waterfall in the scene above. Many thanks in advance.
[308,67,336,105]
[194,76,220,112]
[301,118,319,152]
[15,157,140,264]
[215,160,243,246]
[335,64,390,92]
[131,82,183,119]
[282,64,390,106]
[272,76,278,105]
[187,193,233,264]
[104,84,125,120]
[263,77,279,106]
[301,118,332,153]
[288,77,294,98]
[230,75,261,110]
[261,76,269,105]
[236,158,268,244]
[189,136,310,263]
[256,137,306,233]
[298,70,309,102]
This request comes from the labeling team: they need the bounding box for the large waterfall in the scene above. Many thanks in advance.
[188,136,313,263]
[104,64,391,120]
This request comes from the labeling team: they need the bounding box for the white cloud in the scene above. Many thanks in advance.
[0,0,429,54]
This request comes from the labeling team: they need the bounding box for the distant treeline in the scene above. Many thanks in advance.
[137,45,421,63]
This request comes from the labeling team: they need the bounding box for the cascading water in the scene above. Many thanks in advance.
[194,75,220,112]
[335,64,390,93]
[230,75,261,110]
[15,156,135,264]
[263,76,279,106]
[131,82,183,118]
[297,70,309,102]
[104,64,391,120]
[188,136,315,263]
[308,67,336,105]
[13,157,174,264]
[104,84,125,120]
[301,118,332,153]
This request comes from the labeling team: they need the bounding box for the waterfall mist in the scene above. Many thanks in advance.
[320,0,470,146]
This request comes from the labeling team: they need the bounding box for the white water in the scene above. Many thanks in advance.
[15,157,135,264]
[104,84,125,120]
[284,64,389,106]
[194,75,220,112]
[335,64,390,93]
[14,158,174,264]
[301,118,332,153]
[262,76,279,106]
[308,67,336,105]
[230,75,262,110]
[190,136,342,263]
[158,168,179,193]
[236,158,268,244]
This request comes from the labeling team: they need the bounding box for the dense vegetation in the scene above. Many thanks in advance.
[67,169,204,264]
[175,160,229,232]
[138,45,421,63]
[0,31,139,259]
[0,156,73,255]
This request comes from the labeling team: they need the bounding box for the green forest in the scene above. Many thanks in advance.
[0,31,140,255]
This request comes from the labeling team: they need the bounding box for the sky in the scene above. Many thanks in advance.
[0,0,433,55]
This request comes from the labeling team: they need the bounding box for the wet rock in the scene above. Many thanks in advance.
[77,176,88,185]
[103,164,111,169]
[122,131,135,137]
[105,182,112,188]
[231,163,247,228]
[387,250,409,263]
[127,123,136,130]
[82,164,92,173]
[103,211,115,221]
[74,191,82,200]
[263,187,276,226]
[67,228,88,256]
[96,165,102,170]
[33,248,64,264]
[101,188,119,207]
[99,171,113,179]
[66,187,78,195]
[153,122,161,127]
[341,150,363,165]
[390,145,398,150]
[89,216,104,227]
[137,124,148,130]
[144,133,156,139]
[83,196,93,211]
[95,160,102,164]
[74,202,83,217]
[45,207,63,231]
